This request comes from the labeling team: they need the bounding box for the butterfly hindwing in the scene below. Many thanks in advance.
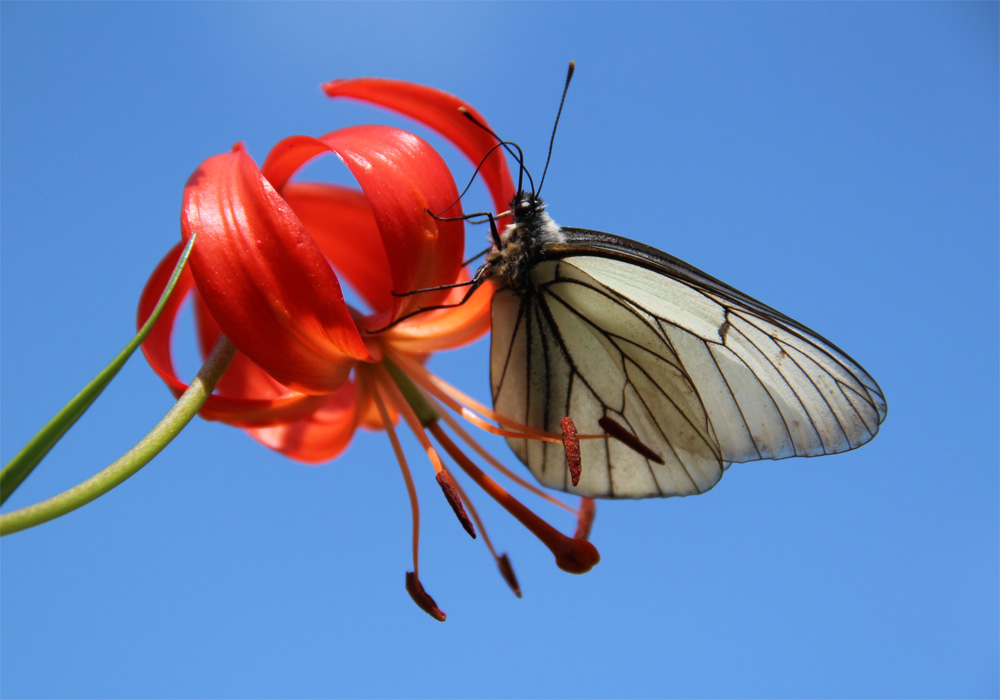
[490,258,726,498]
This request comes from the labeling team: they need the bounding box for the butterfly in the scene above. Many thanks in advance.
[401,63,886,500]
[478,191,887,499]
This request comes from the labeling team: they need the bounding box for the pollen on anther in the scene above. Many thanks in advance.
[436,469,476,539]
[561,417,582,486]
[598,415,664,464]
[405,572,446,622]
[497,554,522,598]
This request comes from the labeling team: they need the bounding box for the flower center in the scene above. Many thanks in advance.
[356,351,599,621]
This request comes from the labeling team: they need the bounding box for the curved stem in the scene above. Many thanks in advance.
[0,335,237,536]
[0,232,198,505]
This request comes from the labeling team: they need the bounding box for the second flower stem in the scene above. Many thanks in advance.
[0,335,237,536]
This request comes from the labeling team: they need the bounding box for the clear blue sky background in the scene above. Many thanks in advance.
[2,3,997,698]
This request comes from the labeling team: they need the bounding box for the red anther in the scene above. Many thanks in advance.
[554,537,601,575]
[574,498,596,541]
[429,423,601,577]
[497,553,522,598]
[598,416,665,464]
[405,572,446,622]
[436,469,476,539]
[560,417,582,486]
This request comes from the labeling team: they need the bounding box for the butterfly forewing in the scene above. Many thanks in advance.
[553,231,887,459]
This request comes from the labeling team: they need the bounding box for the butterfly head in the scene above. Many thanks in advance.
[512,191,544,222]
[506,191,562,245]
[482,191,564,291]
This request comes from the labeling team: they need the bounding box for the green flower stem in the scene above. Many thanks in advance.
[383,356,440,426]
[0,233,199,505]
[0,335,237,536]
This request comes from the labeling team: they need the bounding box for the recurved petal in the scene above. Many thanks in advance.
[280,182,393,315]
[246,380,361,462]
[262,127,466,323]
[322,78,516,223]
[385,276,493,353]
[138,243,329,426]
[181,145,371,394]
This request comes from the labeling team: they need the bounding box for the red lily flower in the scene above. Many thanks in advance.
[138,79,598,620]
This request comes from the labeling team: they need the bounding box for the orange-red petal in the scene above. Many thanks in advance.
[138,243,329,426]
[322,78,516,225]
[181,145,371,394]
[246,380,361,462]
[384,277,493,353]
[262,127,466,326]
[279,182,393,315]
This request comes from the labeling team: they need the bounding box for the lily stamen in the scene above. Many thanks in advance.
[405,572,446,622]
[370,382,421,573]
[560,417,582,487]
[375,365,479,543]
[436,401,578,515]
[598,415,665,464]
[390,352,563,444]
[428,422,600,575]
[371,381,448,619]
[575,498,597,541]
[442,470,522,597]
[377,354,600,614]
[496,554,521,597]
[435,469,476,539]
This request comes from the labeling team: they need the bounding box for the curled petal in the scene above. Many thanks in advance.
[280,182,393,314]
[138,244,328,426]
[384,278,493,354]
[246,380,360,462]
[322,78,516,224]
[192,293,298,401]
[262,127,465,323]
[181,145,371,394]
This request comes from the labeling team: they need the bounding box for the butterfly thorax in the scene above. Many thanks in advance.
[483,194,565,294]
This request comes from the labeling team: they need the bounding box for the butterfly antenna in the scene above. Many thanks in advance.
[537,60,575,198]
[439,140,526,216]
[458,107,535,196]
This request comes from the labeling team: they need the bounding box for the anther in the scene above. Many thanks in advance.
[560,417,582,486]
[497,554,522,598]
[429,423,600,575]
[574,498,596,541]
[598,416,665,464]
[405,572,446,622]
[436,469,476,539]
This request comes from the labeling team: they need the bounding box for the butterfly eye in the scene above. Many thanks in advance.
[514,197,534,219]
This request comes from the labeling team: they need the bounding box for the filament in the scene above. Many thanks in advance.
[375,364,446,475]
[436,402,577,515]
[390,351,563,444]
[371,379,421,576]
[428,422,599,574]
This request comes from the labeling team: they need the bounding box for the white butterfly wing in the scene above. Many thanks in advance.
[489,229,887,499]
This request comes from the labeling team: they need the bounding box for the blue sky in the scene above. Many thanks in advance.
[2,3,997,698]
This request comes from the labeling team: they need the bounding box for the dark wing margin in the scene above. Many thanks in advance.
[548,228,887,462]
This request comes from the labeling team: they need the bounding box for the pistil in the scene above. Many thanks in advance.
[429,423,600,574]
